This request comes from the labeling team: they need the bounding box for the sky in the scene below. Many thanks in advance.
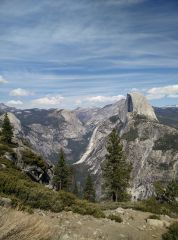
[0,0,178,109]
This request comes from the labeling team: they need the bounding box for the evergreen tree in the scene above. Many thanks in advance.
[73,181,79,196]
[1,113,13,144]
[53,149,70,191]
[83,174,96,202]
[102,128,132,202]
[155,180,178,204]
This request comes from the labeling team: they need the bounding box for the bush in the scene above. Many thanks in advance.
[147,214,160,220]
[153,133,178,151]
[162,222,178,240]
[132,198,172,215]
[0,143,15,157]
[71,200,105,218]
[122,127,138,142]
[21,150,48,171]
[107,214,122,223]
[0,157,105,218]
[155,181,178,204]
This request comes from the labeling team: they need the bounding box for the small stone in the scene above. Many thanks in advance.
[62,234,70,240]
[0,163,6,169]
[119,234,126,238]
[147,219,165,228]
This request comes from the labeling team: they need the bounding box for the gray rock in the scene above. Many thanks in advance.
[147,219,169,228]
[126,92,158,121]
[0,197,12,207]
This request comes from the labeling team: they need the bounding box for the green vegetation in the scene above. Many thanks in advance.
[159,163,169,170]
[109,115,120,123]
[147,214,160,220]
[134,114,147,124]
[102,128,132,202]
[155,181,178,204]
[100,198,178,218]
[73,181,79,196]
[0,142,16,158]
[153,133,178,151]
[130,198,178,217]
[21,149,47,171]
[0,156,105,218]
[83,174,96,202]
[1,113,13,144]
[71,199,104,218]
[53,149,71,191]
[162,222,178,240]
[122,127,139,142]
[107,214,122,223]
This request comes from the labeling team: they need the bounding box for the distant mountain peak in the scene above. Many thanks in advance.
[126,92,158,121]
[0,103,9,109]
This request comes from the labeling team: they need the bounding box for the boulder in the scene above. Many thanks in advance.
[0,197,12,207]
[147,219,170,228]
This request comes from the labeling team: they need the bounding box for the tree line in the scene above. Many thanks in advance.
[2,112,177,204]
[0,113,132,202]
[53,128,132,202]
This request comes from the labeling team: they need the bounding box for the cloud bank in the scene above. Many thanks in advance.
[32,95,64,106]
[0,76,8,84]
[147,84,178,100]
[9,88,33,97]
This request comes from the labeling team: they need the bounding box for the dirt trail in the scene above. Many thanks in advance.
[0,206,176,240]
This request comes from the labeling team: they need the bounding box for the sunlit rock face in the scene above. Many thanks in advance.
[126,92,158,121]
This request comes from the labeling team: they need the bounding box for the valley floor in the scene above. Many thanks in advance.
[0,206,175,240]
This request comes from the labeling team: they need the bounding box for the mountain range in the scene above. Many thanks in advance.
[0,92,178,200]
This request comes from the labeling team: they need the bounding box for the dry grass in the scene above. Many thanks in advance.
[0,207,57,240]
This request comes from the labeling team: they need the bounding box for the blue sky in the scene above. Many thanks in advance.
[0,0,178,109]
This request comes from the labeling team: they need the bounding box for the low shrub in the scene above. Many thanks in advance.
[147,214,160,220]
[0,157,105,218]
[21,149,48,171]
[107,214,122,223]
[153,133,178,152]
[122,127,138,142]
[162,222,178,240]
[71,200,105,218]
[0,143,15,157]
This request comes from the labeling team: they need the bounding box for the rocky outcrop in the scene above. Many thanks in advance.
[126,92,158,121]
[74,93,178,200]
[0,197,12,207]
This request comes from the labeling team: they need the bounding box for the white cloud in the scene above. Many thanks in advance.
[7,100,23,106]
[0,75,8,84]
[32,95,64,106]
[86,95,125,103]
[108,0,146,5]
[147,84,178,100]
[10,88,33,97]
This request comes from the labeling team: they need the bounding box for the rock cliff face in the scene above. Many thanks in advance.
[75,93,178,199]
[0,92,178,200]
[127,92,158,121]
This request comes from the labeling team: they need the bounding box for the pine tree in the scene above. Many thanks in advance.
[155,180,178,204]
[1,113,13,144]
[73,181,79,196]
[102,128,132,202]
[83,174,96,202]
[53,149,70,191]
